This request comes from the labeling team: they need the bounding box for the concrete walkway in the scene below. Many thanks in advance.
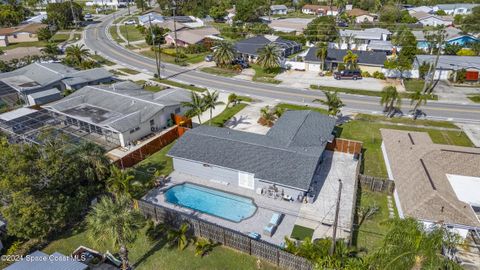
[457,123,480,147]
[224,100,277,135]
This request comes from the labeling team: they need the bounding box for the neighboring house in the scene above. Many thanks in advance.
[168,110,336,199]
[407,5,434,14]
[433,3,478,15]
[138,12,165,26]
[165,27,221,47]
[0,62,113,106]
[270,5,288,15]
[268,18,313,35]
[5,250,88,270]
[139,13,204,28]
[345,8,376,23]
[411,12,453,27]
[354,14,376,24]
[304,47,387,73]
[381,129,480,238]
[301,5,339,16]
[152,20,188,32]
[414,27,479,51]
[414,55,480,81]
[336,28,391,51]
[22,13,47,24]
[0,23,47,47]
[44,81,191,147]
[86,0,128,8]
[234,35,302,62]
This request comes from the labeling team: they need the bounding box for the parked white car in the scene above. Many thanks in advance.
[124,19,136,25]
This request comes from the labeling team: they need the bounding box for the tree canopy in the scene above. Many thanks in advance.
[0,136,110,240]
[461,6,480,34]
[46,2,83,29]
[0,3,31,27]
[305,16,337,43]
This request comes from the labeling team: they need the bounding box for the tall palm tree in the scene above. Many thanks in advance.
[181,91,205,124]
[212,40,235,68]
[316,42,328,71]
[167,223,190,250]
[202,90,224,124]
[65,44,91,64]
[380,86,401,117]
[410,89,429,120]
[107,166,140,198]
[86,195,145,270]
[75,142,110,183]
[256,44,281,71]
[313,91,345,117]
[342,50,358,70]
[41,43,60,60]
[369,218,461,270]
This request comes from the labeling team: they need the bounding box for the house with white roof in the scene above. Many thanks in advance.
[411,12,453,27]
[335,28,392,51]
[433,3,478,15]
[44,81,191,147]
[270,5,288,15]
[407,5,434,14]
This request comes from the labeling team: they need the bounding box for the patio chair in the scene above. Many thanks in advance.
[263,212,283,236]
[264,223,276,236]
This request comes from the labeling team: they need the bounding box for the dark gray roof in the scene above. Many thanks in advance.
[305,48,387,66]
[168,110,336,190]
[5,250,88,270]
[234,35,302,57]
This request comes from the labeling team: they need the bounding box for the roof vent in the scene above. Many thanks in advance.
[131,100,135,105]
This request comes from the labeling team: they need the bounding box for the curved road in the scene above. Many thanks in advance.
[84,11,480,124]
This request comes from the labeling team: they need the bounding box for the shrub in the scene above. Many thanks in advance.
[362,71,371,77]
[373,71,386,80]
[37,27,53,41]
[324,71,333,76]
[183,44,208,54]
[337,63,346,71]
[456,48,476,56]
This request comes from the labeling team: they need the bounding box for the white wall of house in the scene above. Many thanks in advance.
[355,15,375,23]
[419,17,451,27]
[272,9,287,15]
[302,8,315,14]
[285,60,306,70]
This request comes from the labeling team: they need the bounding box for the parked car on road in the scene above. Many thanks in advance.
[84,13,93,21]
[334,70,362,80]
[204,55,213,62]
[233,58,249,69]
[124,19,136,25]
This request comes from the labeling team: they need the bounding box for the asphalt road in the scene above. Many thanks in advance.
[84,10,480,124]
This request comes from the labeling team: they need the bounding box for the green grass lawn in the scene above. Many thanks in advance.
[310,85,438,100]
[403,79,424,92]
[353,114,458,129]
[43,224,278,270]
[353,189,392,253]
[468,94,480,103]
[204,103,248,127]
[143,85,168,92]
[251,64,282,84]
[290,225,315,240]
[200,67,240,77]
[109,25,123,43]
[119,25,144,42]
[118,68,140,75]
[140,49,209,65]
[90,54,116,66]
[153,78,206,92]
[5,41,48,49]
[275,103,328,115]
[50,33,70,43]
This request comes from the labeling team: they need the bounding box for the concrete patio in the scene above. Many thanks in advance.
[143,151,359,245]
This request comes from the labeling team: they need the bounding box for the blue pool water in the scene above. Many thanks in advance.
[164,183,257,222]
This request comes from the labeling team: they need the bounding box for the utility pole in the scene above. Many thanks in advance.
[68,0,78,29]
[329,179,343,256]
[127,0,131,15]
[172,0,179,63]
[148,15,161,78]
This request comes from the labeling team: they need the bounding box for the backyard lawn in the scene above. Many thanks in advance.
[290,225,314,240]
[43,224,278,270]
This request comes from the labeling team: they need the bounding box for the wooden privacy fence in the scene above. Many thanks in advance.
[115,126,188,168]
[358,174,395,194]
[326,138,363,155]
[137,199,313,270]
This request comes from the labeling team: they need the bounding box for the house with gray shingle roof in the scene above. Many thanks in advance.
[0,62,113,106]
[44,81,191,147]
[270,5,288,15]
[168,110,336,197]
[381,129,480,238]
[234,35,302,62]
[5,250,88,270]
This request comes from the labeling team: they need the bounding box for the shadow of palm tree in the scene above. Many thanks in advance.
[224,115,251,128]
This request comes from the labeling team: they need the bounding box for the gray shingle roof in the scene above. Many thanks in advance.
[168,110,336,190]
[45,81,191,133]
[234,35,302,57]
[305,47,387,66]
[270,5,287,11]
[5,250,88,270]
[415,55,480,70]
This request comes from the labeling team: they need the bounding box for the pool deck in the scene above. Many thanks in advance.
[143,151,359,245]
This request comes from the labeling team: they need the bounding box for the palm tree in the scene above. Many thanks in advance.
[86,195,145,270]
[107,166,140,198]
[195,238,215,257]
[256,44,281,71]
[213,40,235,68]
[313,91,345,117]
[227,93,238,108]
[65,44,91,64]
[41,43,60,60]
[202,91,224,124]
[380,86,401,117]
[410,89,429,120]
[342,50,358,70]
[316,42,328,71]
[75,142,110,182]
[167,223,190,250]
[259,105,276,126]
[181,91,205,124]
[369,218,462,270]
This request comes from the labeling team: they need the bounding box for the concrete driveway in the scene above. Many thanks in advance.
[224,100,277,134]
[276,70,402,91]
[433,81,480,103]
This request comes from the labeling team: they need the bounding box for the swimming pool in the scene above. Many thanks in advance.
[164,183,257,222]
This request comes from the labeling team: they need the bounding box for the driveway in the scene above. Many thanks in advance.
[276,70,402,91]
[433,81,480,104]
[224,100,277,135]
